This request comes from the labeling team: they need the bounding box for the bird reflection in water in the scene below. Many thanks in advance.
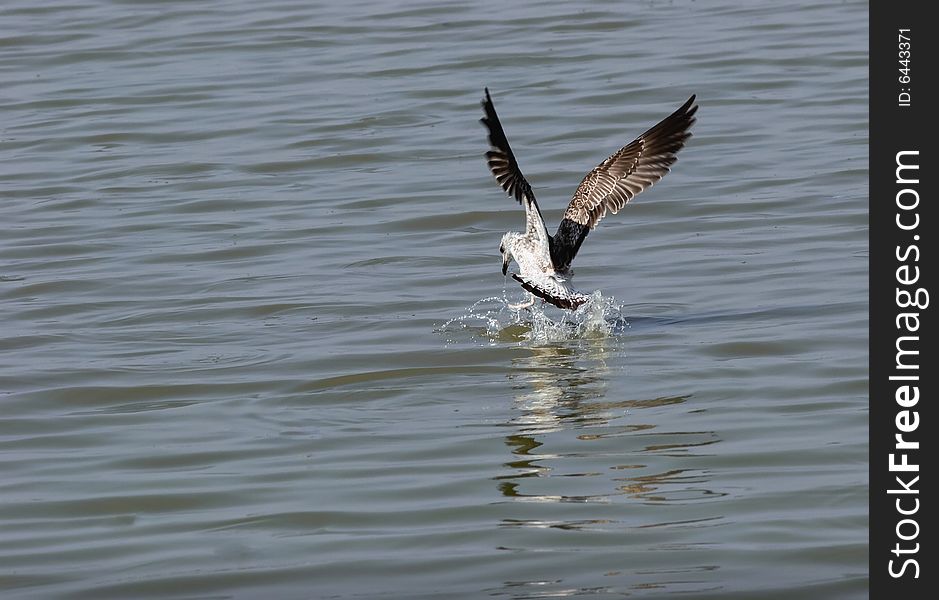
[492,340,726,596]
[496,339,723,505]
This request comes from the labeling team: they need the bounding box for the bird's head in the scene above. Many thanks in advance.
[499,233,516,276]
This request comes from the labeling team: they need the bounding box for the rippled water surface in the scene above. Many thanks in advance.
[2,1,867,598]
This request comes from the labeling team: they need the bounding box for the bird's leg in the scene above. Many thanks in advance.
[508,293,535,310]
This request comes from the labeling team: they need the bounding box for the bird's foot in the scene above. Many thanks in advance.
[508,294,535,310]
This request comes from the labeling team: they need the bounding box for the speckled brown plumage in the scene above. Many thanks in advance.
[482,89,697,309]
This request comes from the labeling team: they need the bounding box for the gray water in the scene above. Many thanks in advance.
[2,1,867,598]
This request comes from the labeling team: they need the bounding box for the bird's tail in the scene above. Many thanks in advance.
[511,274,590,310]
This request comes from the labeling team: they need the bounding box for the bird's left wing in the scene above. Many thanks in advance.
[481,88,550,247]
[481,88,535,204]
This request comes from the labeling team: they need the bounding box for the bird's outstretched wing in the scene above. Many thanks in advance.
[481,88,535,204]
[550,95,697,272]
[481,88,550,246]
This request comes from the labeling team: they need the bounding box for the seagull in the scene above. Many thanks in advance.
[481,88,697,310]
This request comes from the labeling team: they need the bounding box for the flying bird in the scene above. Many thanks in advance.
[481,88,697,310]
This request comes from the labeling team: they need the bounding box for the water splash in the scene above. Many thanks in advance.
[439,289,628,345]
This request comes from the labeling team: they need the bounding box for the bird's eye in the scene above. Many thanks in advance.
[500,245,505,253]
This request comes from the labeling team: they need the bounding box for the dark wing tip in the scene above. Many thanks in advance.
[480,87,533,204]
[678,94,699,128]
[644,93,698,146]
[481,87,494,111]
[562,93,698,231]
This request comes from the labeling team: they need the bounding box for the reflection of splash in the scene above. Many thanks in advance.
[439,290,627,345]
[508,342,613,435]
[489,335,726,597]
[497,341,722,506]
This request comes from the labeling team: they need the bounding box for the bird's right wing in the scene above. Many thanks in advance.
[564,95,697,229]
[551,95,697,272]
